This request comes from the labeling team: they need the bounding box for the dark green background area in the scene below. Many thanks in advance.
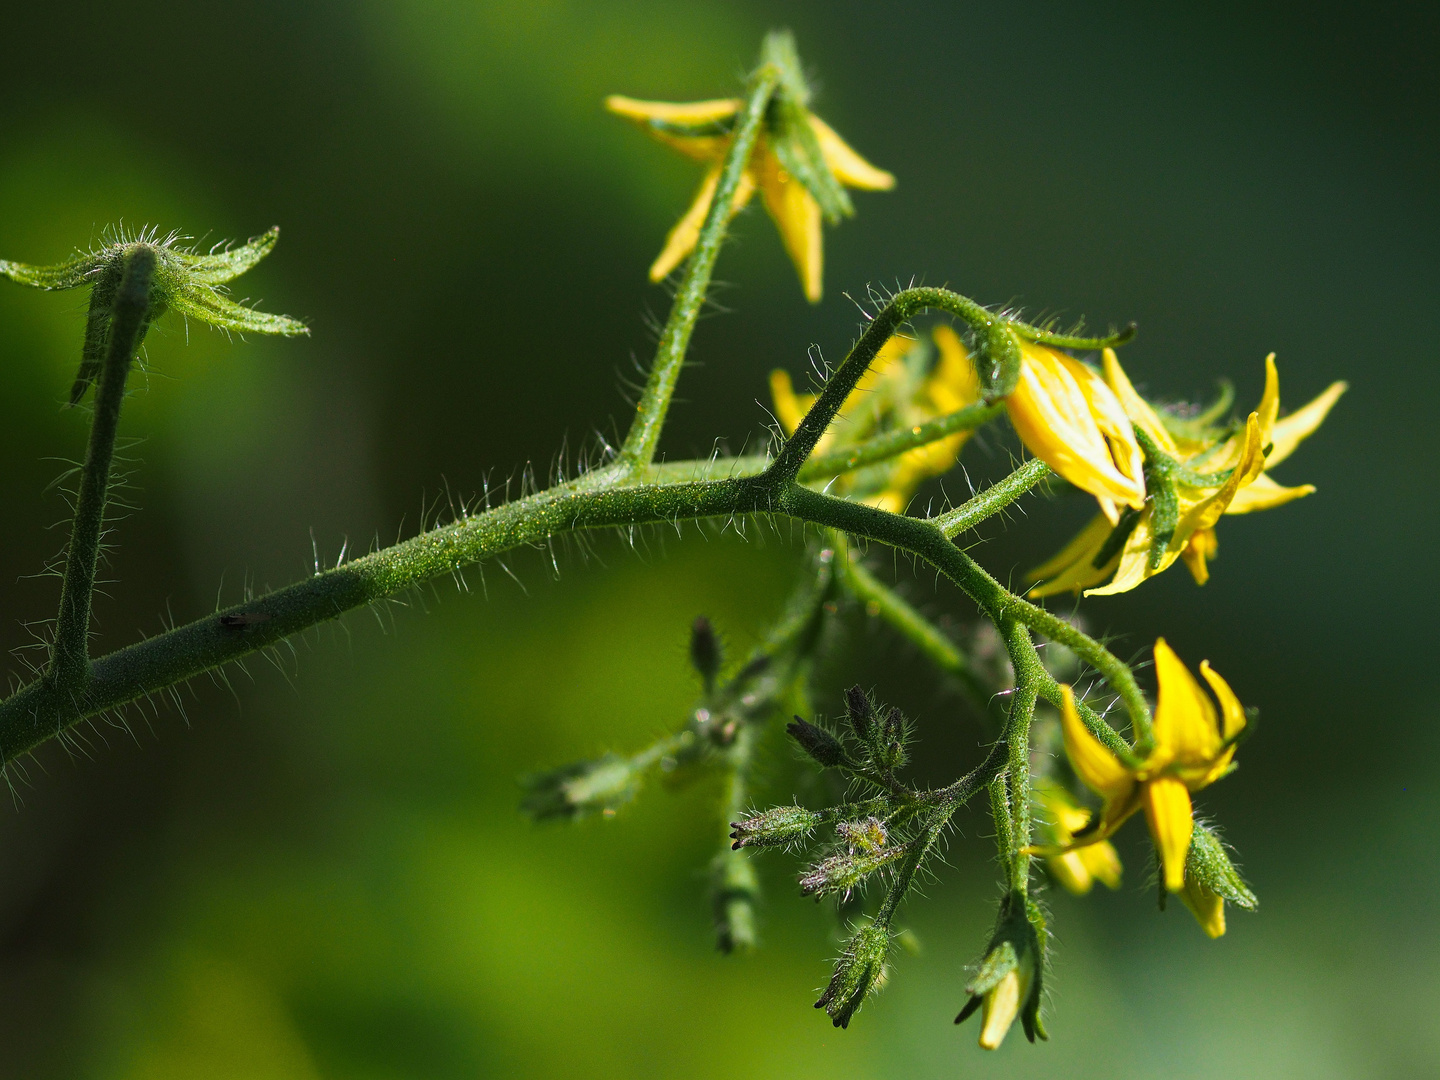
[0,2,1433,1076]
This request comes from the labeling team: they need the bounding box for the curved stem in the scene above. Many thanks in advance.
[49,245,156,690]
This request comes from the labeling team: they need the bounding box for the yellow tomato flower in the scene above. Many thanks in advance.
[1047,639,1246,892]
[769,325,980,512]
[1028,350,1346,597]
[1034,783,1122,895]
[1005,342,1146,524]
[606,94,894,301]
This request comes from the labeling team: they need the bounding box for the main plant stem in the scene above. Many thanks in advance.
[49,245,156,690]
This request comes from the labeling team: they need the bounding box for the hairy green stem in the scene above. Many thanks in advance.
[49,245,156,690]
[616,64,780,470]
[796,401,1004,483]
[998,618,1038,895]
[713,721,759,952]
[931,458,1050,538]
[0,466,1146,766]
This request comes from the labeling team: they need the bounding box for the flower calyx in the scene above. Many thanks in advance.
[0,227,307,403]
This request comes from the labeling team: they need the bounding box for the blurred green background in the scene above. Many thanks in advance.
[0,1,1434,1076]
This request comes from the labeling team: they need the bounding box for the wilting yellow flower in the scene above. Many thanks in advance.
[770,325,979,512]
[1045,639,1246,892]
[1005,342,1146,524]
[1033,783,1122,895]
[1028,351,1346,597]
[607,94,893,301]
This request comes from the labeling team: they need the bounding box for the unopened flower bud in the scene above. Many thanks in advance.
[786,716,847,767]
[689,615,723,692]
[799,845,903,899]
[520,755,636,821]
[815,920,890,1029]
[729,804,823,849]
[844,684,877,743]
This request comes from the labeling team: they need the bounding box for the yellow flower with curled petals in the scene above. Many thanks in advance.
[1034,783,1122,895]
[769,325,980,513]
[606,93,893,301]
[1028,350,1346,597]
[1005,342,1147,525]
[1042,639,1246,893]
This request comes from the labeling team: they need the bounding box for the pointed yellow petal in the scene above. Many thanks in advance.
[1178,413,1266,536]
[1179,528,1215,585]
[1084,510,1180,596]
[1047,851,1094,895]
[1265,380,1347,468]
[1102,348,1179,455]
[1223,472,1315,514]
[769,369,810,435]
[1152,638,1221,763]
[649,165,756,281]
[1179,877,1227,938]
[1059,353,1146,495]
[756,149,824,302]
[1059,685,1135,803]
[1143,776,1194,892]
[1028,513,1112,583]
[930,324,980,408]
[605,95,742,125]
[1080,841,1124,890]
[1008,344,1146,516]
[808,113,896,190]
[1256,353,1281,439]
[1199,660,1246,741]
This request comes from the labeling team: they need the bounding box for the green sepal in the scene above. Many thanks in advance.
[0,251,103,290]
[1011,320,1137,351]
[1146,471,1179,571]
[174,227,280,285]
[167,286,308,337]
[956,891,1046,1040]
[760,30,852,223]
[1187,822,1257,909]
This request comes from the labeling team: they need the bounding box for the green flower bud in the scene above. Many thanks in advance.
[689,615,723,692]
[814,920,890,1029]
[520,755,637,821]
[729,804,823,850]
[786,716,847,768]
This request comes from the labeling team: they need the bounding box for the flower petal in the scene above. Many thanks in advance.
[755,149,824,301]
[1179,876,1227,938]
[649,163,756,282]
[769,369,814,435]
[1028,514,1119,598]
[1199,660,1246,742]
[1080,841,1123,890]
[1007,344,1146,518]
[1266,380,1347,468]
[1059,685,1134,803]
[1143,776,1194,892]
[1102,348,1179,456]
[1152,638,1222,764]
[1223,472,1315,514]
[808,113,896,190]
[1179,528,1217,585]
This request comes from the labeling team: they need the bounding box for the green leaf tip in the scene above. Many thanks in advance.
[0,224,308,403]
